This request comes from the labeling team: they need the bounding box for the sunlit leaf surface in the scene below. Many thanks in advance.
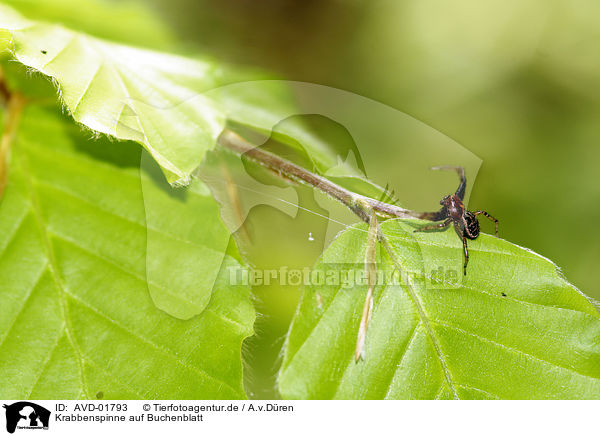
[1,4,224,185]
[0,106,254,399]
[279,220,600,399]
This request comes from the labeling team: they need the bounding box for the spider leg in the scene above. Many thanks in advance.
[431,166,466,200]
[413,218,451,233]
[473,210,499,236]
[413,209,447,221]
[452,222,469,275]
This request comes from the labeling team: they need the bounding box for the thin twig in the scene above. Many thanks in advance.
[217,129,423,364]
[217,129,419,225]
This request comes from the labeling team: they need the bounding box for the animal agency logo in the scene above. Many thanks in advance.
[3,402,50,433]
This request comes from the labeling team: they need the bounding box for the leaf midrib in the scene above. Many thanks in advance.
[380,235,460,399]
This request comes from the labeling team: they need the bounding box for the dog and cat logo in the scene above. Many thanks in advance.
[2,402,50,433]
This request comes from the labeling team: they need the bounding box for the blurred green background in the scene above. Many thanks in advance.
[146,0,600,292]
[146,0,600,293]
[143,0,600,397]
[4,0,599,398]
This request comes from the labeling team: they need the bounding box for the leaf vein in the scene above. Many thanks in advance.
[38,29,77,70]
[63,290,240,396]
[21,152,91,399]
[455,383,502,400]
[82,356,145,399]
[0,261,47,349]
[432,319,599,380]
[26,328,64,399]
[384,322,421,399]
[0,204,29,253]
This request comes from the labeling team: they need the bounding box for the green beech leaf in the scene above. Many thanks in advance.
[279,219,600,399]
[1,4,360,188]
[140,152,234,320]
[0,0,175,49]
[0,105,254,399]
[0,3,224,186]
[0,5,347,187]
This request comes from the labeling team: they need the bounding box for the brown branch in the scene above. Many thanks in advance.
[0,66,10,105]
[0,90,26,199]
[217,129,419,224]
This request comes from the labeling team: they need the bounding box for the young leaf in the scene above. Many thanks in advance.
[2,4,369,191]
[279,219,600,399]
[0,0,175,49]
[0,3,224,186]
[0,105,254,399]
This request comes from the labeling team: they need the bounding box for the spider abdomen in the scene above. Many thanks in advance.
[463,211,480,239]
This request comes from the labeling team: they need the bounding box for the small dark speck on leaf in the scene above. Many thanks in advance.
[96,391,104,399]
[41,50,47,54]
[501,292,507,297]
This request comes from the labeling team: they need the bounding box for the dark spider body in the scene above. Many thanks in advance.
[414,166,498,275]
[463,211,480,239]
